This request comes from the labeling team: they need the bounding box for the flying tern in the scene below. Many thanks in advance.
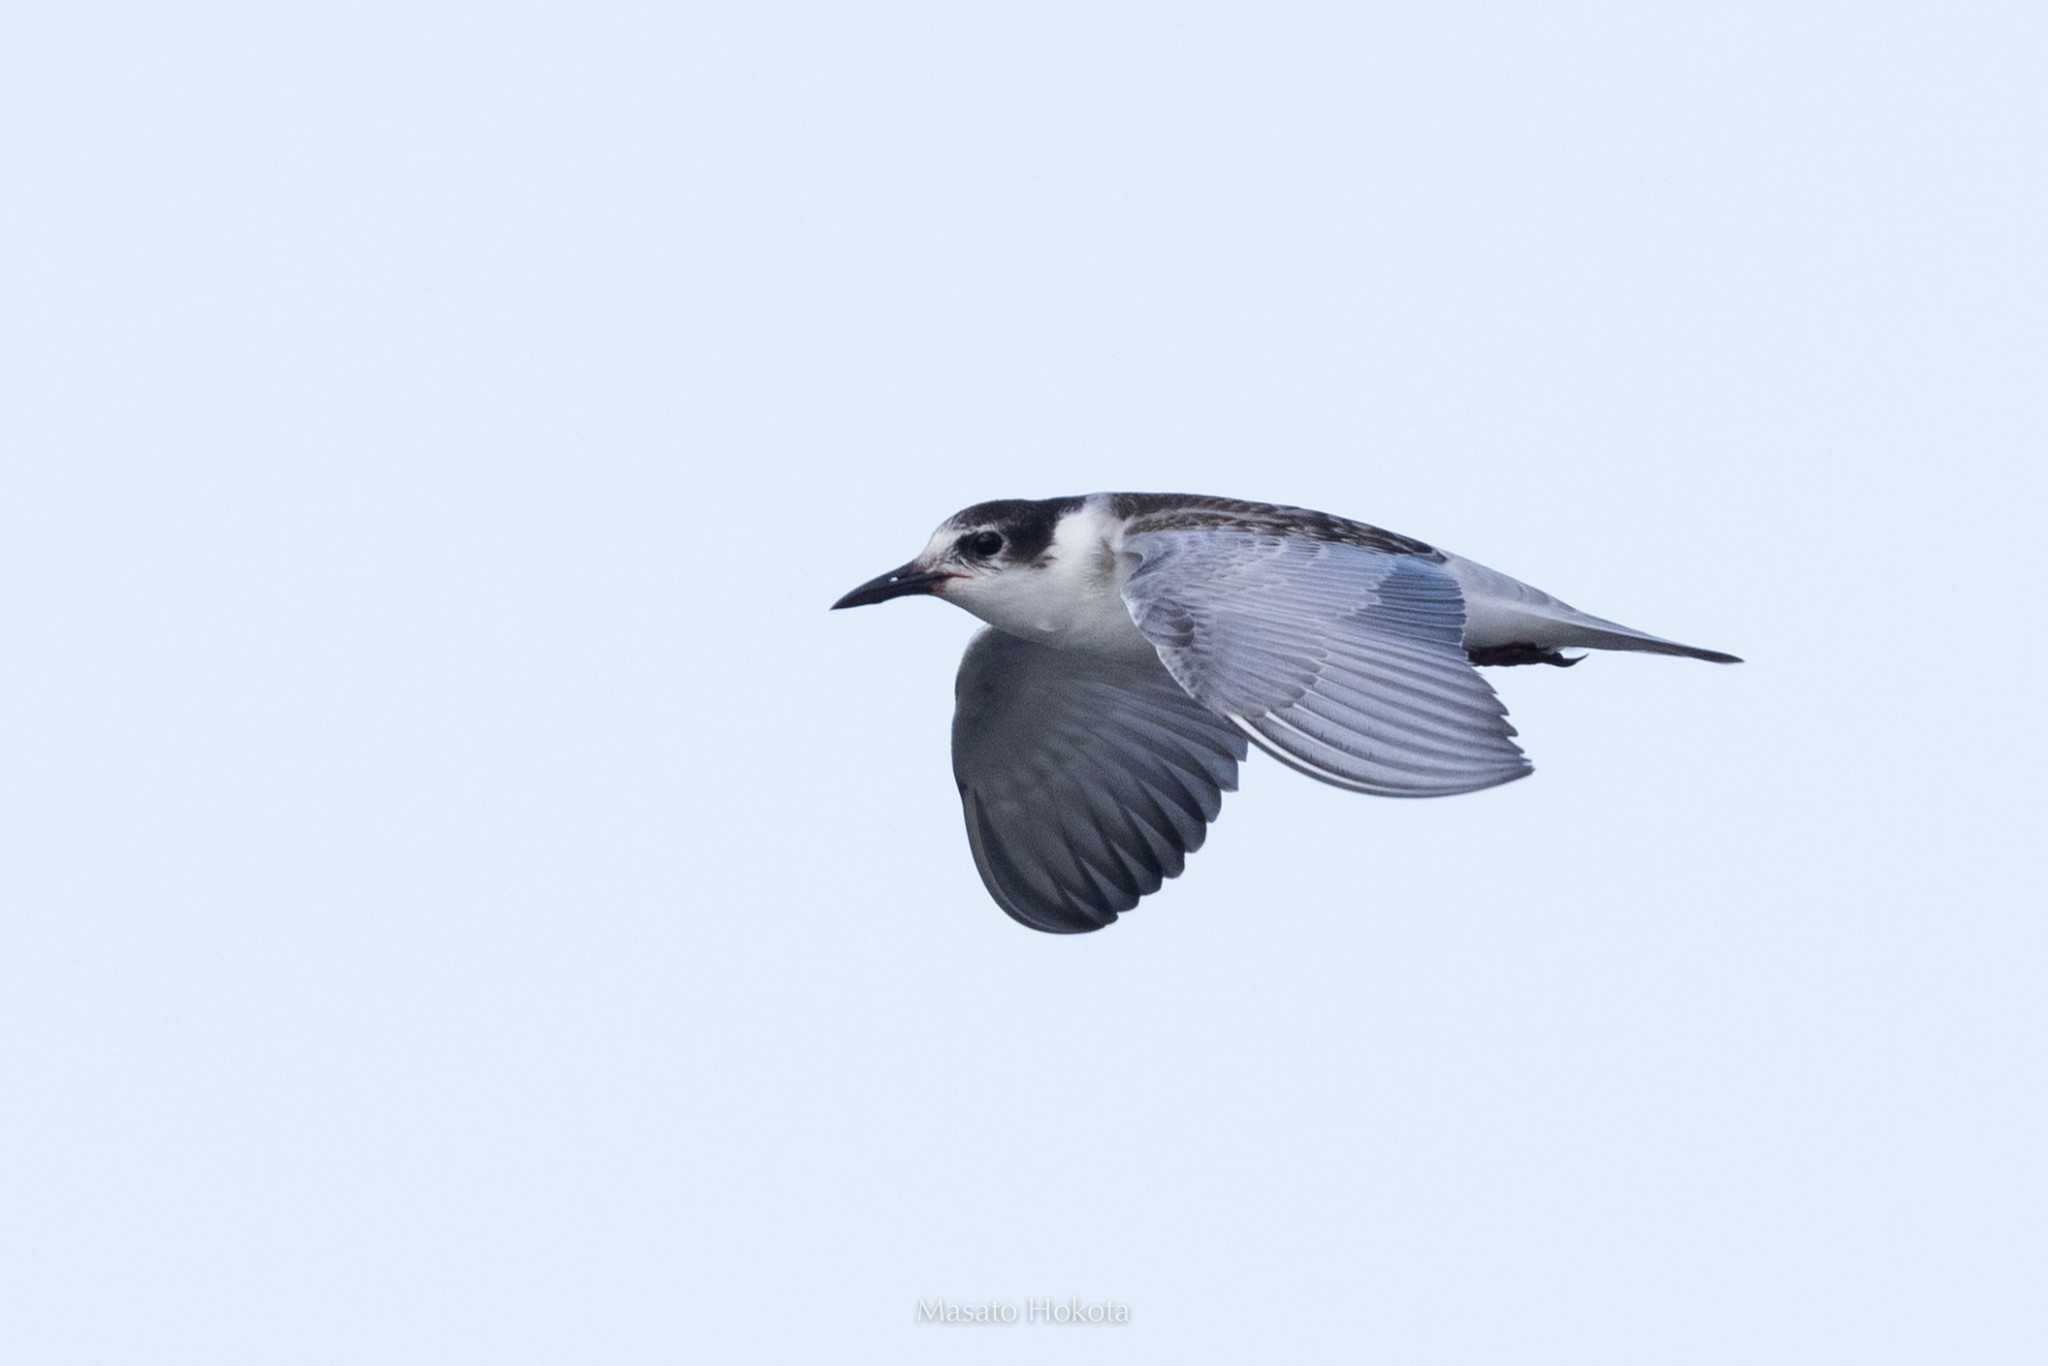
[831,493,1738,933]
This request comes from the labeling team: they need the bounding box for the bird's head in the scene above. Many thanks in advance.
[829,498,1081,619]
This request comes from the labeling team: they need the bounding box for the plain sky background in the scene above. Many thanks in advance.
[4,3,2044,1362]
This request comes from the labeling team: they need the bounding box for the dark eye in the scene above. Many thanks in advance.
[961,530,1004,558]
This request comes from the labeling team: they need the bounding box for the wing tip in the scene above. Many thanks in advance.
[1233,713,1533,798]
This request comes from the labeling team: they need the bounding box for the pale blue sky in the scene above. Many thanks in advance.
[4,3,2043,1362]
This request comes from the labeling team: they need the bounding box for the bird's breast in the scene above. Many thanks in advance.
[1050,579,1158,658]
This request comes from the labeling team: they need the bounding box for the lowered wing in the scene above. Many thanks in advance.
[951,627,1248,933]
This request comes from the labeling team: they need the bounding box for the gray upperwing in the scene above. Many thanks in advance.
[1118,526,1532,797]
[951,627,1248,933]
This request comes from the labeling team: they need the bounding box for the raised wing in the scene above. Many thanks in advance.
[952,627,1248,933]
[1119,526,1531,796]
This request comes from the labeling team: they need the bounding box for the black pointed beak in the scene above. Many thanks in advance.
[830,561,953,610]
